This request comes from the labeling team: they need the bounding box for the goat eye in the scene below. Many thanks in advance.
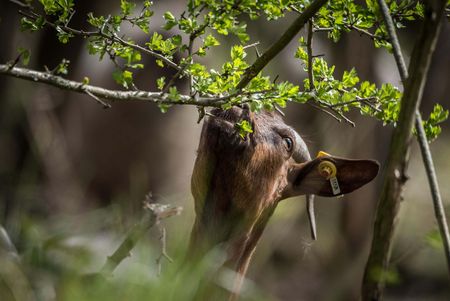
[283,137,293,151]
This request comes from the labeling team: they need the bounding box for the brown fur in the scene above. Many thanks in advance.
[189,107,379,300]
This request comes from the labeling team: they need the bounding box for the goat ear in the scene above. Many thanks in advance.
[286,155,379,197]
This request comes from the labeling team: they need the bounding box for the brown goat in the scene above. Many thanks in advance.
[189,107,379,300]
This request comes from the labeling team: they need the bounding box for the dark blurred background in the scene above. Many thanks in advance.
[0,1,449,300]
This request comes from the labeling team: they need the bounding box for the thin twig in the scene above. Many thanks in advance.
[313,25,384,41]
[362,0,448,299]
[243,42,260,50]
[162,62,190,94]
[307,101,342,123]
[307,20,315,91]
[16,7,181,71]
[8,0,31,9]
[155,226,173,276]
[313,96,356,126]
[329,96,379,110]
[84,89,112,109]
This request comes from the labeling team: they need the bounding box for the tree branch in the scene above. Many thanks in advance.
[16,6,181,71]
[100,202,182,276]
[235,0,329,90]
[307,20,315,91]
[375,0,450,279]
[362,1,448,299]
[313,25,384,41]
[0,64,236,107]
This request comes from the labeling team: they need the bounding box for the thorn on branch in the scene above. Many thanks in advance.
[243,42,260,50]
[84,89,112,109]
[274,105,285,117]
[6,53,23,71]
[272,74,279,84]
[197,107,206,123]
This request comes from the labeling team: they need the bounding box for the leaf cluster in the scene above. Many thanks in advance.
[13,0,450,139]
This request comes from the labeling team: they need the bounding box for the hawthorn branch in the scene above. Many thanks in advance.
[235,0,329,90]
[329,96,378,108]
[0,64,235,107]
[362,0,448,299]
[313,25,384,41]
[0,64,285,108]
[15,5,181,71]
[100,202,182,276]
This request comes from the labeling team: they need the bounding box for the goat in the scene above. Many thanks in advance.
[189,106,379,300]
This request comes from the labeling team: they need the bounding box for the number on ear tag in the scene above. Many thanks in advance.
[329,176,341,195]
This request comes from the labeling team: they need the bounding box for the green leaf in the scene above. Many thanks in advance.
[422,103,449,141]
[56,58,70,75]
[120,0,136,16]
[168,86,181,101]
[204,34,220,47]
[87,13,105,28]
[230,45,245,61]
[113,69,133,89]
[157,76,165,90]
[342,68,359,87]
[56,26,74,44]
[295,46,308,62]
[20,16,45,32]
[163,11,177,30]
[235,120,253,139]
[18,47,30,66]
[158,103,171,113]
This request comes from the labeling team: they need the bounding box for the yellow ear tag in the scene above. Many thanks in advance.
[317,156,341,195]
[317,150,331,158]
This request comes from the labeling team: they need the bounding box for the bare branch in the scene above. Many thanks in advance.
[8,0,31,9]
[307,101,343,123]
[329,96,380,112]
[16,7,181,71]
[307,20,315,91]
[313,26,384,41]
[312,96,356,127]
[100,202,182,276]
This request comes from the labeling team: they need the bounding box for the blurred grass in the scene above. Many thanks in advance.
[0,204,274,301]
